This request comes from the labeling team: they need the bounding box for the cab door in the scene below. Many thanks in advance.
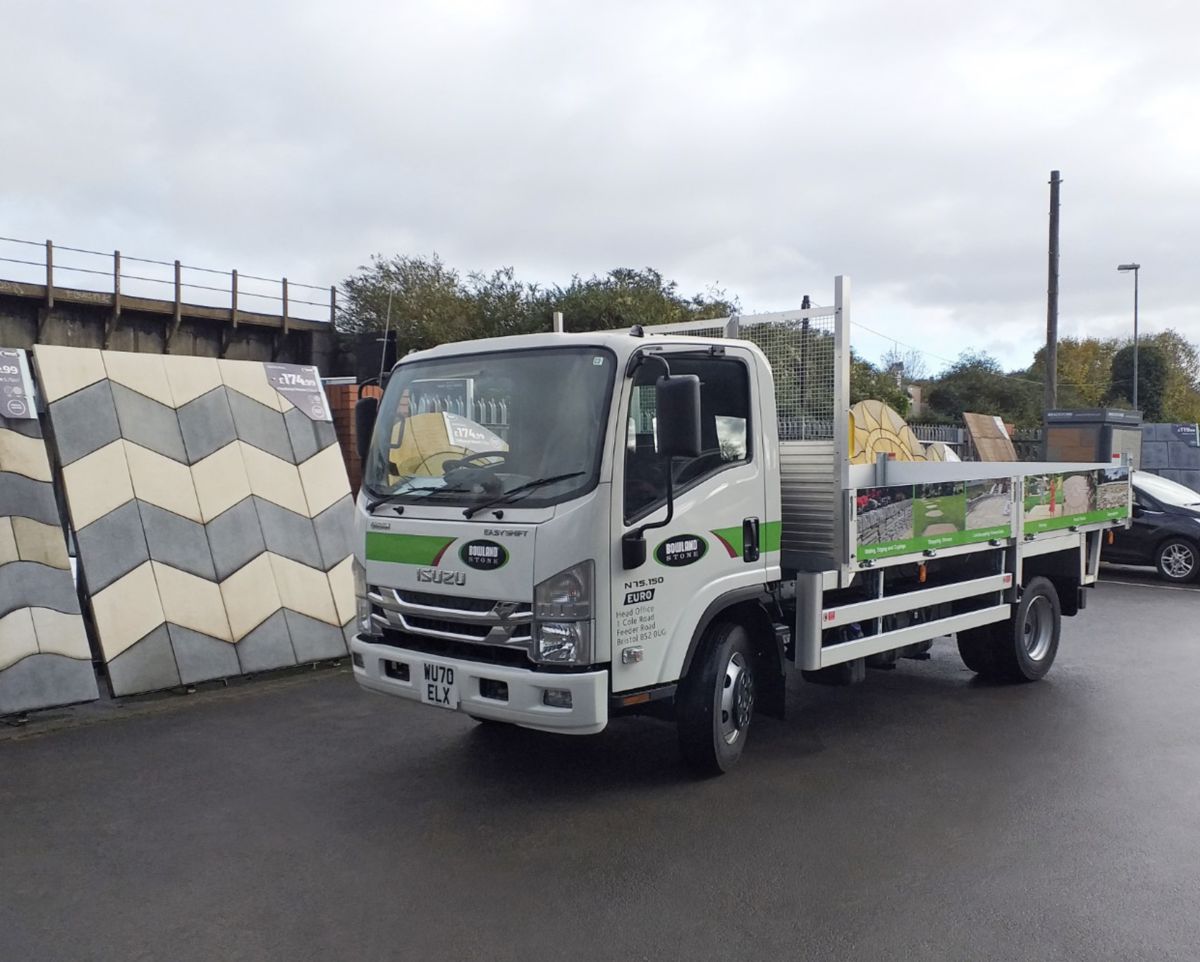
[609,346,769,693]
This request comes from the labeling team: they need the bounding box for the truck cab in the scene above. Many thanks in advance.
[351,330,780,745]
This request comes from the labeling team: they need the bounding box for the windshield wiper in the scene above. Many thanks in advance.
[365,484,473,513]
[462,472,586,519]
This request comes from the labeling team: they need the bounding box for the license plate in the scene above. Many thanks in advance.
[419,663,458,710]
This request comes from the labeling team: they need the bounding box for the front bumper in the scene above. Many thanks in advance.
[350,636,609,735]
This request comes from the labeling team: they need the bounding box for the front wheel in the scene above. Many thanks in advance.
[1156,538,1199,583]
[957,576,1061,682]
[676,621,756,775]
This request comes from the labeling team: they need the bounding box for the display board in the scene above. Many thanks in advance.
[854,478,1014,562]
[0,349,98,715]
[1022,467,1130,534]
[35,346,354,697]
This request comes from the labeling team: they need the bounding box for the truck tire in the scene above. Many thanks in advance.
[676,621,756,775]
[956,576,1061,682]
[1155,537,1199,583]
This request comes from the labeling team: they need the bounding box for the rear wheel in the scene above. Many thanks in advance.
[676,621,756,775]
[1156,538,1198,583]
[957,576,1061,682]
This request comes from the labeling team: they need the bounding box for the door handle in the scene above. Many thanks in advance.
[743,517,760,563]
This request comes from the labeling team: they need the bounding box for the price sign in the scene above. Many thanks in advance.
[0,348,36,420]
[264,363,332,422]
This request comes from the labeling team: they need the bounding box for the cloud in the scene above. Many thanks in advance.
[2,0,1197,371]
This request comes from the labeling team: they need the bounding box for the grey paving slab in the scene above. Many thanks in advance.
[104,624,179,696]
[45,380,121,466]
[284,407,338,465]
[283,609,347,663]
[252,497,323,569]
[0,416,44,439]
[177,387,238,464]
[235,609,296,673]
[110,383,188,463]
[0,652,98,715]
[138,501,217,580]
[1168,444,1200,469]
[0,561,81,619]
[205,497,267,581]
[1141,441,1169,469]
[312,494,355,571]
[167,624,240,685]
[73,500,150,593]
[226,390,295,463]
[0,473,62,527]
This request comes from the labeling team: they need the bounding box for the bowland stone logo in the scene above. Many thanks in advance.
[459,539,508,571]
[654,534,708,567]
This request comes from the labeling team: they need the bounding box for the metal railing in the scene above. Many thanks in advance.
[0,235,336,325]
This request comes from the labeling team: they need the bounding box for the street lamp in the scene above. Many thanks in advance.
[1118,263,1140,410]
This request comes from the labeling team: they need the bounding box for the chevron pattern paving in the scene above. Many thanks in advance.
[34,346,354,696]
[0,350,98,715]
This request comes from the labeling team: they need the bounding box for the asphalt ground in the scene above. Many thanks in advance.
[3,573,1198,962]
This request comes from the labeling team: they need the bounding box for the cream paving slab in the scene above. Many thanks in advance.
[32,345,106,402]
[239,443,308,516]
[101,351,175,408]
[123,441,202,523]
[327,555,355,626]
[12,517,69,568]
[89,561,166,660]
[163,355,223,407]
[269,553,339,625]
[30,607,91,660]
[0,517,17,565]
[61,440,135,529]
[220,553,282,642]
[151,562,233,642]
[0,608,38,671]
[0,428,53,482]
[219,359,285,412]
[298,444,350,518]
[191,441,252,523]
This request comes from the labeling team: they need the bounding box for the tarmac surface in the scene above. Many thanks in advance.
[3,570,1198,961]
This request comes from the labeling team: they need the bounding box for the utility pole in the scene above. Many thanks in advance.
[1044,170,1061,418]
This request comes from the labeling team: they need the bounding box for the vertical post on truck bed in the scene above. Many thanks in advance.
[796,572,824,670]
[833,276,852,568]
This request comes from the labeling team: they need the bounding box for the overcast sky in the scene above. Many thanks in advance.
[2,0,1197,372]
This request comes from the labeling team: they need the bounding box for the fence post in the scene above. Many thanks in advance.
[164,259,183,353]
[44,240,54,310]
[104,250,122,348]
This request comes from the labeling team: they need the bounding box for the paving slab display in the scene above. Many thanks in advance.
[34,346,355,696]
[0,348,98,714]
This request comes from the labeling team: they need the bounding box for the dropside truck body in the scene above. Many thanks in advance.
[350,277,1130,772]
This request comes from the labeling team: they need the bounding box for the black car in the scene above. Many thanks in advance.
[1105,471,1200,583]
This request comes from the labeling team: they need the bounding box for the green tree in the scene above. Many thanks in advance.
[1027,336,1119,409]
[924,351,1041,427]
[850,352,910,415]
[1108,343,1169,421]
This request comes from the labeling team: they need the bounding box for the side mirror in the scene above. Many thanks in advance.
[655,374,701,459]
[355,396,379,462]
[1131,503,1143,518]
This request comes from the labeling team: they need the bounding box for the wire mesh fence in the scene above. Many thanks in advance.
[738,310,838,440]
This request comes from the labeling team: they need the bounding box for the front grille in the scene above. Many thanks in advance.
[397,590,496,613]
[368,586,533,652]
[379,628,532,669]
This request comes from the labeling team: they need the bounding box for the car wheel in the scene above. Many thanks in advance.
[957,576,1061,682]
[676,621,756,775]
[1156,538,1198,583]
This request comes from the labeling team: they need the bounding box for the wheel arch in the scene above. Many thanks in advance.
[678,588,786,719]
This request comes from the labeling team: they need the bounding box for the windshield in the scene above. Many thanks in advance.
[1134,471,1200,508]
[364,346,616,509]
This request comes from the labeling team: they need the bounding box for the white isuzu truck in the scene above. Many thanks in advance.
[350,278,1130,773]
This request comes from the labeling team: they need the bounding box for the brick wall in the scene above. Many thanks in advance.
[326,382,381,495]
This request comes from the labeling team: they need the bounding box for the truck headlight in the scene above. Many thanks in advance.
[353,557,375,635]
[533,561,594,663]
